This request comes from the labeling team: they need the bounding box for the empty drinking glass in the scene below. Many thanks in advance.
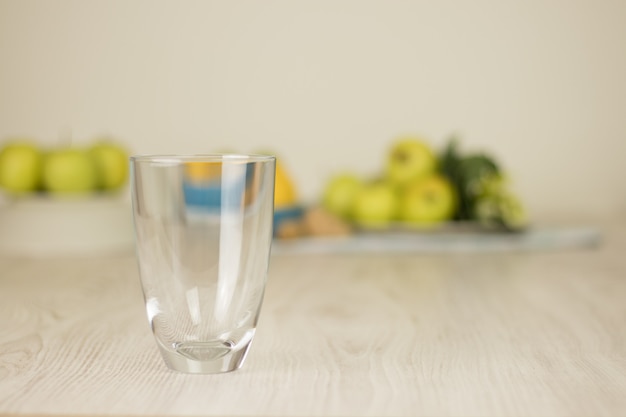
[130,154,275,373]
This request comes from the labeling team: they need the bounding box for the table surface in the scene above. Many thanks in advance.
[1,218,625,417]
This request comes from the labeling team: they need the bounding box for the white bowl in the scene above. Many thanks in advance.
[0,194,135,257]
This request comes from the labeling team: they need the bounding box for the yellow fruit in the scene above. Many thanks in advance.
[399,175,457,225]
[274,160,298,208]
[322,173,363,219]
[89,140,129,190]
[386,137,437,186]
[352,181,398,229]
[0,140,43,193]
[42,148,98,194]
[184,161,221,183]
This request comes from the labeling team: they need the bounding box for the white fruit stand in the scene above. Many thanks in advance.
[0,194,134,257]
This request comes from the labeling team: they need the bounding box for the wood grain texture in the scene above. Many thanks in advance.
[0,220,625,416]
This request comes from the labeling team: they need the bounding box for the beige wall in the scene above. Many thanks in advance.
[1,0,625,217]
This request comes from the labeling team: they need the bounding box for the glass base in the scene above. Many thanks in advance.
[157,339,253,374]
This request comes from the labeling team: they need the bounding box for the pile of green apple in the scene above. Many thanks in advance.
[322,136,527,231]
[0,138,129,196]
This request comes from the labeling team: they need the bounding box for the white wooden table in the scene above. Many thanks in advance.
[1,219,625,416]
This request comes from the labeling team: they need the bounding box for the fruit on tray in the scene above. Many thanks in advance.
[474,192,527,231]
[321,135,527,232]
[274,206,352,239]
[0,136,130,196]
[439,138,527,231]
[351,181,398,229]
[399,174,457,226]
[322,137,451,229]
[386,137,437,186]
[274,158,298,209]
[322,173,364,220]
[271,156,308,238]
[267,154,355,239]
[302,206,352,236]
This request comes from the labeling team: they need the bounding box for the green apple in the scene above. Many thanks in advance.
[322,173,364,219]
[399,175,457,226]
[42,148,98,194]
[0,140,43,193]
[89,140,129,190]
[386,137,437,186]
[351,181,398,228]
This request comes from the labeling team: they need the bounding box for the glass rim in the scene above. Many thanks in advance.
[130,153,276,164]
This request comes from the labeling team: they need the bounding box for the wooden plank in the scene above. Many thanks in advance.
[0,221,624,416]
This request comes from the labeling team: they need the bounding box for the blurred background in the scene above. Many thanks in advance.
[0,0,625,219]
